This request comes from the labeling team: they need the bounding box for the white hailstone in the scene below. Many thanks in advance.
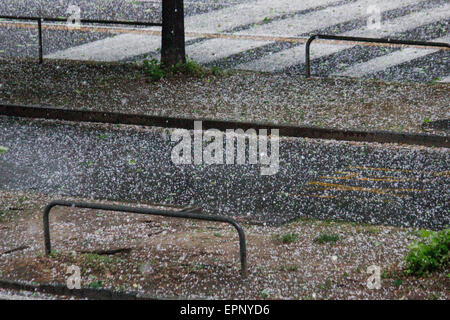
[331,255,338,262]
[140,263,154,275]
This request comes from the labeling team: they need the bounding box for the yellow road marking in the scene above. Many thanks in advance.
[321,172,418,182]
[302,165,444,200]
[307,181,423,194]
[304,194,338,199]
[289,193,397,202]
[349,165,416,173]
[358,177,407,182]
[320,173,358,180]
[348,166,449,177]
[433,171,450,177]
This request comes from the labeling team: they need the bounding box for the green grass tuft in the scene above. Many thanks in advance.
[405,228,449,277]
[143,57,222,81]
[314,233,340,245]
[273,232,299,244]
[0,146,8,155]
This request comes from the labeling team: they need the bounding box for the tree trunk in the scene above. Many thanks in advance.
[161,0,186,67]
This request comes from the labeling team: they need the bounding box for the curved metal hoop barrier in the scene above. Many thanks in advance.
[305,34,450,78]
[0,15,162,64]
[43,200,247,277]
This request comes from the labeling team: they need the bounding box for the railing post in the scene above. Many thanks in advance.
[37,18,43,64]
[235,222,247,277]
[43,202,54,254]
[305,35,317,78]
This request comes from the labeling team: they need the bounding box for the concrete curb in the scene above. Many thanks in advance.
[1,103,448,148]
[0,279,159,300]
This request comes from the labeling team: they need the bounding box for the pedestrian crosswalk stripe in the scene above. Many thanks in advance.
[438,75,450,83]
[185,0,344,64]
[187,38,270,64]
[197,0,422,68]
[337,35,449,77]
[186,0,344,33]
[236,2,448,72]
[46,0,341,61]
[45,33,163,61]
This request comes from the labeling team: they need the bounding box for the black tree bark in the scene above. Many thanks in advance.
[161,0,186,67]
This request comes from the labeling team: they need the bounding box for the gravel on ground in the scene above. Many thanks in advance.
[0,59,448,136]
[0,190,448,300]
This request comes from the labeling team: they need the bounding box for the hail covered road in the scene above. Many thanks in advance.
[0,0,449,82]
[0,117,448,230]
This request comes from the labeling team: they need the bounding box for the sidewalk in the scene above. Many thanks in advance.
[0,59,448,136]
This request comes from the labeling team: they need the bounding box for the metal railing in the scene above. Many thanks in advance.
[43,200,247,277]
[0,15,163,64]
[305,34,450,78]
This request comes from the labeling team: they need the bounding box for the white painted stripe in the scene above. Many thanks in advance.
[186,0,343,34]
[345,2,450,37]
[186,38,269,64]
[338,35,450,77]
[47,0,420,62]
[235,0,421,37]
[186,0,421,65]
[45,33,163,61]
[46,0,341,61]
[236,42,353,72]
[187,0,344,63]
[438,75,450,83]
[236,2,449,72]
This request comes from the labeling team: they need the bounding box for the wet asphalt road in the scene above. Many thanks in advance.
[0,116,448,230]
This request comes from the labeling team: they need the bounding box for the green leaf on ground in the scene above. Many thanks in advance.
[0,146,8,155]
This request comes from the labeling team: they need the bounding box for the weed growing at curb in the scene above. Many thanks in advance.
[272,232,299,244]
[143,57,223,81]
[314,233,340,245]
[280,264,299,272]
[405,228,449,277]
[82,253,123,268]
[0,146,8,155]
[143,59,165,81]
[87,275,103,289]
[261,289,269,299]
